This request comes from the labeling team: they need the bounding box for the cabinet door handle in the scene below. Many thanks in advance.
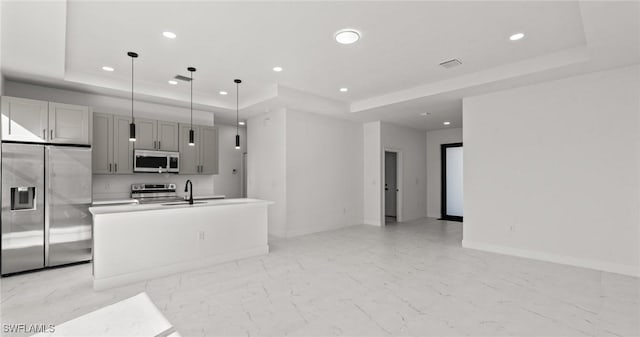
[43,129,46,139]
[154,141,157,149]
[115,163,118,172]
[109,163,112,172]
[50,129,54,139]
[158,141,161,149]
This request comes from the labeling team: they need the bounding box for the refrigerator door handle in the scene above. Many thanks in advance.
[44,147,51,267]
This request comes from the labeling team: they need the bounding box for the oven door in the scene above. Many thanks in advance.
[134,150,177,173]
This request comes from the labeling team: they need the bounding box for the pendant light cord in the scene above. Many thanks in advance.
[131,56,134,123]
[190,71,193,129]
[236,82,239,135]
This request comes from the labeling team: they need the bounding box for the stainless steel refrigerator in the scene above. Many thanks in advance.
[1,143,92,275]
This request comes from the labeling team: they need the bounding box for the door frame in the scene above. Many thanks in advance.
[440,142,463,222]
[382,148,403,224]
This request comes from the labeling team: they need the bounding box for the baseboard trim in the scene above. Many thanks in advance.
[462,240,639,278]
[94,245,269,291]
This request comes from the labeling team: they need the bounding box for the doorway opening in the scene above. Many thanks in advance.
[384,150,402,225]
[440,143,463,222]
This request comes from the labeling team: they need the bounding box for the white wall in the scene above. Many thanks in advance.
[213,124,246,198]
[425,128,463,218]
[248,109,364,237]
[4,81,245,201]
[363,121,382,225]
[247,109,287,237]
[462,65,640,276]
[381,122,426,222]
[286,109,363,237]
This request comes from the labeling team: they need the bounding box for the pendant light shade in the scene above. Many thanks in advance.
[234,79,242,150]
[188,67,196,146]
[189,129,195,146]
[128,52,138,142]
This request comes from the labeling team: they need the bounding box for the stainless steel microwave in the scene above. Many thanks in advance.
[133,150,179,173]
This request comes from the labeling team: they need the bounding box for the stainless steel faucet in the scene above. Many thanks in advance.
[184,180,194,205]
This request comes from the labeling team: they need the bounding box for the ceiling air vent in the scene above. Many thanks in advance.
[174,75,192,82]
[439,59,462,69]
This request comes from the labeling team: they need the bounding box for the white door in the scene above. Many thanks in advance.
[48,102,90,145]
[1,96,49,142]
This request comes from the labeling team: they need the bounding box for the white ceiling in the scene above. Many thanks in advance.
[1,1,638,130]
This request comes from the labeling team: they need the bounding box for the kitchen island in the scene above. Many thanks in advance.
[89,198,272,290]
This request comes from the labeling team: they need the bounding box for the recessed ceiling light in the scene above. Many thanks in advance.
[509,32,525,41]
[102,66,114,72]
[420,112,428,116]
[339,87,348,92]
[163,31,177,39]
[335,29,360,44]
[219,91,228,95]
[238,121,246,126]
[168,80,178,85]
[443,121,451,125]
[273,66,283,72]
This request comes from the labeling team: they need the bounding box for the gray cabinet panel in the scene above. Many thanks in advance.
[157,121,179,151]
[200,126,218,175]
[179,124,199,174]
[1,96,48,142]
[113,116,134,174]
[92,113,113,174]
[48,102,90,145]
[134,118,156,150]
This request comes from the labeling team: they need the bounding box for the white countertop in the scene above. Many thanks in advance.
[91,195,225,206]
[89,198,273,215]
[33,292,178,337]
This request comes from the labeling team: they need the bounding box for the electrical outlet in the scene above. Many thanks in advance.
[198,231,205,240]
[509,225,516,232]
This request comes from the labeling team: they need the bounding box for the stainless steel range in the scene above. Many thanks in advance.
[131,183,183,204]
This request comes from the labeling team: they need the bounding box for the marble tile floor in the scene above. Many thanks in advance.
[1,218,638,337]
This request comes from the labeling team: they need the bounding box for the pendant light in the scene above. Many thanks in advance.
[188,67,196,146]
[234,79,242,150]
[127,52,138,142]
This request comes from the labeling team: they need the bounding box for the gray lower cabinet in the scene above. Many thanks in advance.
[179,124,218,175]
[92,112,133,174]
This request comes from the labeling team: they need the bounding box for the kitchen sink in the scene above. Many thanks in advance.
[160,201,207,206]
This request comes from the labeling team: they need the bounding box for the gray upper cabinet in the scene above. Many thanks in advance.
[200,126,219,175]
[48,102,91,145]
[92,112,133,175]
[1,96,90,145]
[179,124,218,175]
[157,121,179,151]
[179,124,199,174]
[134,118,156,150]
[92,113,113,174]
[1,96,49,142]
[113,116,134,174]
[133,118,178,151]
